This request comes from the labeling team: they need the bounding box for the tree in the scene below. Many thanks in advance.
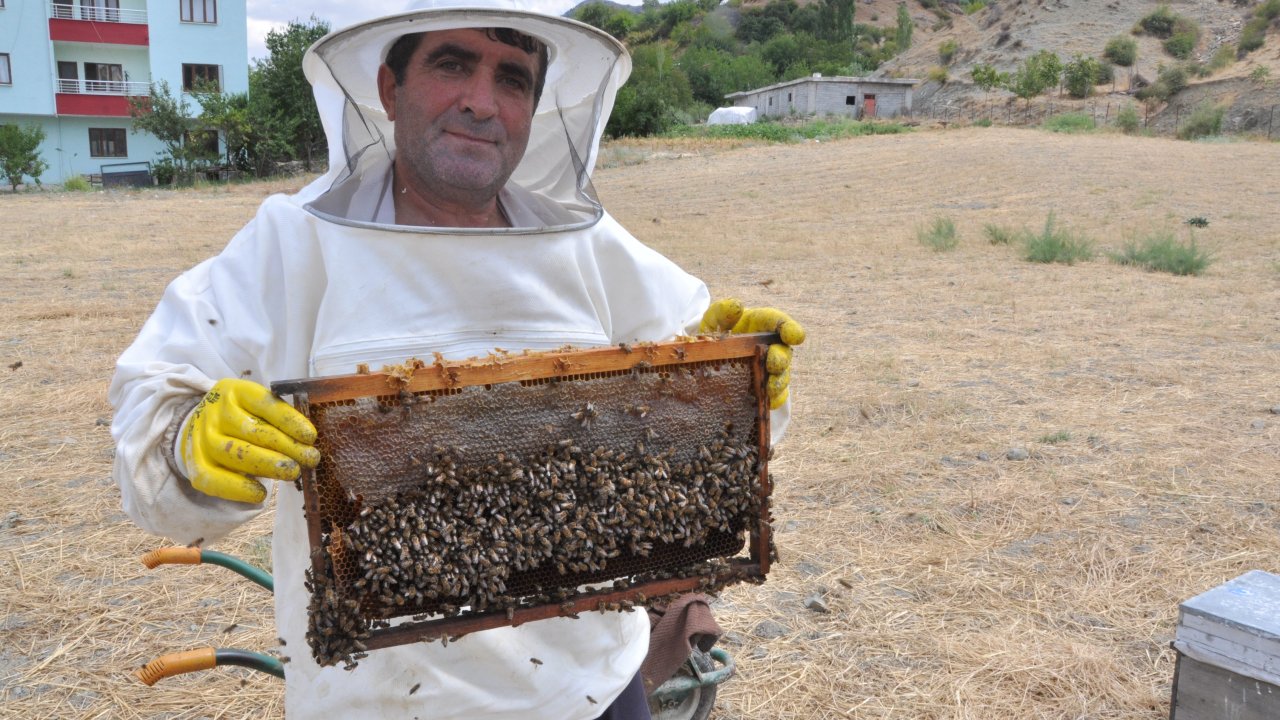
[0,124,49,191]
[253,16,330,170]
[574,2,635,39]
[1005,52,1061,106]
[606,44,693,137]
[818,0,855,43]
[191,86,251,170]
[1062,55,1100,98]
[129,80,205,185]
[680,46,774,106]
[895,4,913,53]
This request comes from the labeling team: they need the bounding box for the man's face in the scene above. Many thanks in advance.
[378,29,539,206]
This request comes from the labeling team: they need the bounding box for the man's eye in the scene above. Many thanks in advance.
[436,60,464,72]
[500,76,530,92]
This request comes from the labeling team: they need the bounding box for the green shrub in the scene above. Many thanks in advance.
[1023,213,1094,264]
[1135,63,1188,102]
[1208,45,1235,72]
[1110,231,1213,275]
[973,118,993,128]
[664,117,910,143]
[918,216,959,251]
[962,0,987,14]
[938,39,959,65]
[62,175,92,192]
[1163,29,1198,59]
[983,223,1015,245]
[1094,61,1115,86]
[1039,430,1071,444]
[1063,55,1100,98]
[1251,65,1272,84]
[1104,36,1137,66]
[927,66,949,84]
[1115,104,1140,134]
[1177,101,1225,140]
[1263,0,1280,20]
[1138,5,1177,37]
[1238,17,1268,56]
[1043,112,1096,133]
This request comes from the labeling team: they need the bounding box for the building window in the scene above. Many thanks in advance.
[85,63,124,92]
[845,96,856,105]
[82,0,121,22]
[182,63,221,92]
[89,128,128,157]
[0,54,11,85]
[180,0,216,23]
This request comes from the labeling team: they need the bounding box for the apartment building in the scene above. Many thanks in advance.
[0,0,247,184]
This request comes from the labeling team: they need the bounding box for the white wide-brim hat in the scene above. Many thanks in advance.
[303,1,631,209]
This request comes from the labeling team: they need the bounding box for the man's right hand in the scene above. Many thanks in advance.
[179,378,320,504]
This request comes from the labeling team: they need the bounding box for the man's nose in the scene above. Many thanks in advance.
[459,72,500,120]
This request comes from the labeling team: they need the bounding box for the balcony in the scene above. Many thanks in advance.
[48,2,149,45]
[55,79,150,117]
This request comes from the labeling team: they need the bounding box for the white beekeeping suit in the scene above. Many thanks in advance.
[111,2,788,717]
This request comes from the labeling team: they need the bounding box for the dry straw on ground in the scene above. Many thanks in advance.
[1,128,1277,719]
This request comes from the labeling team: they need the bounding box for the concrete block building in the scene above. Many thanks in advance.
[0,0,248,184]
[725,74,918,120]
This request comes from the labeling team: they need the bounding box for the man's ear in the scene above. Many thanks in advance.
[377,64,397,122]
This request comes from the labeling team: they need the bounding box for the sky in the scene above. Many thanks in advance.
[245,0,596,63]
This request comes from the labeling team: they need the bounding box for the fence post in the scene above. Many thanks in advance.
[1175,106,1181,134]
[1269,105,1275,141]
[1105,102,1110,124]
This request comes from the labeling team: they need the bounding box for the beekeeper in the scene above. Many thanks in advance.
[110,2,804,718]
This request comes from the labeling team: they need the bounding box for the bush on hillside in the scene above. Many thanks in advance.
[1177,101,1225,140]
[1163,18,1201,60]
[1115,104,1141,134]
[1137,5,1178,37]
[1104,36,1137,66]
[1063,55,1101,98]
[938,39,959,65]
[1135,64,1188,102]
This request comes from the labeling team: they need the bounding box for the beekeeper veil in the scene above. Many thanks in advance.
[299,0,631,232]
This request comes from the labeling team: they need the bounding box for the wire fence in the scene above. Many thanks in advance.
[916,100,1278,140]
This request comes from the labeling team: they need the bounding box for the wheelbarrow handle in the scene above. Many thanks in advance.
[140,547,274,592]
[136,647,285,685]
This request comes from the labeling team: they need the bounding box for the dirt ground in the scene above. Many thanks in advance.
[1,127,1278,719]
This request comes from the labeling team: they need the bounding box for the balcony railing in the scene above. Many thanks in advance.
[56,78,150,96]
[49,1,147,24]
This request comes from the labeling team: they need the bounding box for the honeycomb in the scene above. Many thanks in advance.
[274,336,774,667]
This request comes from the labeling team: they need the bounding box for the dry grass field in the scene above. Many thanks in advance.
[1,126,1278,719]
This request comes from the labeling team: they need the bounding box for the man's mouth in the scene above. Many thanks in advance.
[444,129,498,145]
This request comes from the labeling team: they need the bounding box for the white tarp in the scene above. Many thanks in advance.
[707,106,757,125]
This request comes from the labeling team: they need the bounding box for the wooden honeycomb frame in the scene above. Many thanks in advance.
[271,333,776,656]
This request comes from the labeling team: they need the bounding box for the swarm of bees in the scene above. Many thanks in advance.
[304,423,764,668]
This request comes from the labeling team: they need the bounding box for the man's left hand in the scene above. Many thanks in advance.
[699,299,805,409]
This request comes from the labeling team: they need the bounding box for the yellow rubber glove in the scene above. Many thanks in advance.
[699,298,806,409]
[179,378,320,504]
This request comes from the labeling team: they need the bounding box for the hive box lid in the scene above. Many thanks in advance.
[1174,570,1280,687]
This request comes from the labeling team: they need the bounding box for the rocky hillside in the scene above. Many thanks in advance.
[725,0,1279,132]
[876,0,1280,131]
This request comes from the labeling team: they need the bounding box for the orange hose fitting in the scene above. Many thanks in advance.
[140,546,202,569]
[135,648,217,686]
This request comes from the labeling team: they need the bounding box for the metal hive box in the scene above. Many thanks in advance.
[271,334,777,667]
